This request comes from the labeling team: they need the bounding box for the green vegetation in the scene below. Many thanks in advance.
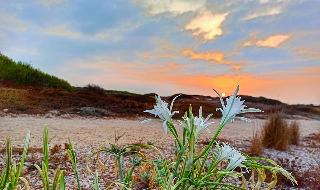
[0,53,72,90]
[142,88,296,189]
[0,133,30,189]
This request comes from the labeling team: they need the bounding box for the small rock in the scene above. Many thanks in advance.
[61,114,72,119]
[44,113,54,118]
[79,107,109,116]
[48,110,60,115]
[3,108,8,112]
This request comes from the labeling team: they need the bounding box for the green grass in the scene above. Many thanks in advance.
[0,53,72,90]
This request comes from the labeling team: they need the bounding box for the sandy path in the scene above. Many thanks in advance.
[0,116,319,148]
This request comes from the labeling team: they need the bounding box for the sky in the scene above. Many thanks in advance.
[0,0,319,105]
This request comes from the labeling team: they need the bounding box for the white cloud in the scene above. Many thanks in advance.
[243,6,282,20]
[184,11,228,41]
[259,0,270,4]
[135,0,207,16]
[259,0,288,4]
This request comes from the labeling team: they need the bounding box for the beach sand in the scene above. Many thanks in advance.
[1,116,319,148]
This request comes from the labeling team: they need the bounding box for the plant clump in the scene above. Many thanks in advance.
[288,121,300,145]
[262,113,289,151]
[248,130,264,156]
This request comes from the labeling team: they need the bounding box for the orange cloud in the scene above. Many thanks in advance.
[182,49,226,64]
[184,11,228,41]
[182,49,243,71]
[244,34,291,48]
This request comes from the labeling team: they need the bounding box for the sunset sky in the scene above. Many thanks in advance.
[0,0,319,104]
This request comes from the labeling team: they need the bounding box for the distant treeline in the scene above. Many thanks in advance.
[0,53,72,90]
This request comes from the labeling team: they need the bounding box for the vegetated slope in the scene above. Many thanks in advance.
[0,53,72,90]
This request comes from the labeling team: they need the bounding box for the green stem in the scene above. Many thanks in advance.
[181,129,195,188]
[167,121,182,149]
[117,155,123,182]
[194,123,225,163]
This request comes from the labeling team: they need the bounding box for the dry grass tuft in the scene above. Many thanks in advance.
[288,121,300,145]
[247,131,263,156]
[312,131,320,142]
[262,113,289,151]
[133,163,156,189]
[307,130,320,148]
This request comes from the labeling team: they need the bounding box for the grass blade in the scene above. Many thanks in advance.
[12,132,31,187]
[67,139,81,190]
[93,171,100,190]
[0,138,12,189]
[59,171,66,190]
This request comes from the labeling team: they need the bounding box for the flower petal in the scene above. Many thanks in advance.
[170,94,181,112]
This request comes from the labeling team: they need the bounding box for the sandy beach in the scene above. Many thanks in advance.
[1,116,319,148]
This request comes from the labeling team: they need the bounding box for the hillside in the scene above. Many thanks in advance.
[0,53,72,90]
[0,54,319,119]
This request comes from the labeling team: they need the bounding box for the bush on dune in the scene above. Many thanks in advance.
[262,113,301,151]
[288,121,300,145]
[262,113,289,151]
[248,131,264,156]
[85,84,106,94]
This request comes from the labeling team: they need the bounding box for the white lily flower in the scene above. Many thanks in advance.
[214,143,246,171]
[144,94,180,133]
[214,143,235,162]
[194,106,214,137]
[226,150,246,171]
[214,85,262,125]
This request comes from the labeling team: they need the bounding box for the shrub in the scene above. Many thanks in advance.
[0,54,72,90]
[85,84,105,94]
[288,121,300,145]
[248,130,263,156]
[262,113,289,151]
